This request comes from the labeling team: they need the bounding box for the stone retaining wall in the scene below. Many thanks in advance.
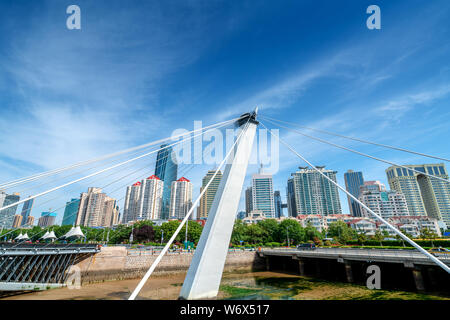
[75,247,264,284]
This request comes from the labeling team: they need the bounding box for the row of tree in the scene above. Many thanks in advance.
[0,218,442,246]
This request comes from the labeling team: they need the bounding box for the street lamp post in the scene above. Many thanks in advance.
[286,226,290,247]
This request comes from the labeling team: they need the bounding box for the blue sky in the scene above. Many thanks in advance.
[0,0,450,223]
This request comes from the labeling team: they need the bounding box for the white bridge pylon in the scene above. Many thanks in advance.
[179,110,259,300]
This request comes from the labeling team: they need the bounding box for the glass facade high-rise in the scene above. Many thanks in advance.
[245,187,253,215]
[386,163,450,227]
[20,198,34,226]
[155,144,178,219]
[62,198,80,226]
[287,166,342,216]
[0,192,20,229]
[251,170,275,219]
[274,191,282,218]
[344,170,365,217]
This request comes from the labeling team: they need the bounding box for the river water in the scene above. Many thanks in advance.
[3,271,448,300]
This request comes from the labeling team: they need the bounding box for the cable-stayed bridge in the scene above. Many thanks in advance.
[0,109,449,298]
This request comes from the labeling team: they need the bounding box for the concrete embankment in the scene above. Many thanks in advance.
[75,247,264,284]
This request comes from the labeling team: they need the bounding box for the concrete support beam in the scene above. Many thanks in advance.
[179,120,257,300]
[315,260,321,278]
[298,259,305,276]
[412,268,425,292]
[265,257,270,271]
[344,262,353,283]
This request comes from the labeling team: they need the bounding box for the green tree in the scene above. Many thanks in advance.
[276,219,304,245]
[357,232,367,245]
[108,224,132,244]
[180,221,203,244]
[373,229,384,246]
[160,220,182,242]
[304,222,323,243]
[244,224,266,244]
[420,228,438,247]
[327,221,356,244]
[231,219,247,245]
[257,219,279,243]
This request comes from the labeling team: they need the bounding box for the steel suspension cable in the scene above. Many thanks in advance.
[263,118,450,184]
[0,117,240,189]
[0,121,227,213]
[260,120,450,274]
[261,115,450,162]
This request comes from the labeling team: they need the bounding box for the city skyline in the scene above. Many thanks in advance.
[1,1,450,228]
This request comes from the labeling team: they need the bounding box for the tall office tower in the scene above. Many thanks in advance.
[155,144,178,219]
[386,163,450,227]
[26,216,35,227]
[0,192,20,229]
[287,166,342,216]
[344,170,365,217]
[123,182,142,223]
[101,197,117,227]
[245,187,253,214]
[20,198,34,226]
[359,181,409,219]
[197,170,223,219]
[111,205,120,226]
[286,179,297,217]
[12,215,23,228]
[274,191,282,218]
[138,175,164,220]
[62,198,80,226]
[251,168,275,219]
[38,212,57,228]
[169,177,193,219]
[75,187,116,227]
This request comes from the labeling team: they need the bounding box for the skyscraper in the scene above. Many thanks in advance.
[20,198,34,226]
[274,190,282,218]
[123,182,142,223]
[62,198,80,226]
[12,215,23,228]
[245,186,253,215]
[386,163,450,227]
[75,187,116,227]
[0,191,20,229]
[287,166,342,216]
[344,170,364,217]
[286,179,297,217]
[198,170,222,219]
[251,169,275,219]
[26,216,35,227]
[38,211,57,228]
[138,175,164,220]
[155,144,178,219]
[169,177,193,219]
[359,181,409,219]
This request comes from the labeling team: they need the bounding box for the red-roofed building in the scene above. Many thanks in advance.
[169,177,193,219]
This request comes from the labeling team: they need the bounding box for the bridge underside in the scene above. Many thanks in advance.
[0,243,99,292]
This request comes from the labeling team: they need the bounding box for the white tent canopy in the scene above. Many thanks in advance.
[63,226,84,239]
[63,227,75,239]
[21,233,30,240]
[14,233,23,240]
[40,231,50,240]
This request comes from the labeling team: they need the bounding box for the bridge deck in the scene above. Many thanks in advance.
[0,243,100,292]
[260,248,450,267]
